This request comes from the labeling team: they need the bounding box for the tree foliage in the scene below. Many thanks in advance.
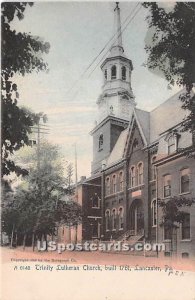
[1,2,50,176]
[143,2,195,88]
[1,141,82,246]
[143,2,195,150]
[158,196,195,229]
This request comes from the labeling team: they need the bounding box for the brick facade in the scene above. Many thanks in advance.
[59,4,195,259]
[78,117,195,259]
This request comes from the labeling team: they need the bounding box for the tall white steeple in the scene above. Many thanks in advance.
[96,2,135,123]
[91,3,136,174]
[110,2,124,56]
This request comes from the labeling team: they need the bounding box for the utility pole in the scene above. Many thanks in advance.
[37,118,40,171]
[30,113,49,171]
[74,143,78,201]
[30,113,49,251]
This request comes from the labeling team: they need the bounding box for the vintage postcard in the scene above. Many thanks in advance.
[1,1,195,300]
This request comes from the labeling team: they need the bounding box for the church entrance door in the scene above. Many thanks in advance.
[129,199,144,235]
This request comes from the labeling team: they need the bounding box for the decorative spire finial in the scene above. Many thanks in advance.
[111,2,123,53]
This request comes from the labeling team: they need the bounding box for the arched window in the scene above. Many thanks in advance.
[130,166,136,187]
[112,175,117,194]
[118,207,124,230]
[137,162,143,185]
[105,177,110,196]
[105,210,110,231]
[121,66,126,80]
[163,174,171,198]
[133,138,138,149]
[181,213,190,240]
[119,171,124,191]
[112,209,117,230]
[104,69,107,80]
[99,134,103,150]
[111,65,117,80]
[180,168,190,194]
[151,156,157,180]
[151,199,157,227]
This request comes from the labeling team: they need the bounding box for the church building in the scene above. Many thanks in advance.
[62,3,195,258]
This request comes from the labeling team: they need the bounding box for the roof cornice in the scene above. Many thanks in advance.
[100,56,133,70]
[90,115,129,135]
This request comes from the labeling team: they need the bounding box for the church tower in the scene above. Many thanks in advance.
[91,3,136,174]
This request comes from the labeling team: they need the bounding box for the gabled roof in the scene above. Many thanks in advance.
[107,128,128,167]
[105,88,194,169]
[106,109,149,167]
[150,90,189,142]
[134,108,150,144]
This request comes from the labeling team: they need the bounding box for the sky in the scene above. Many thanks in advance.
[11,1,180,180]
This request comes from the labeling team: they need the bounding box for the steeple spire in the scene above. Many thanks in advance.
[96,2,135,125]
[110,2,124,56]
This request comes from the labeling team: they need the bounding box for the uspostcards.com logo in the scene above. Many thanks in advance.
[37,241,166,254]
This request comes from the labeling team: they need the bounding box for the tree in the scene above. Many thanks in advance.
[158,196,195,254]
[142,2,195,152]
[1,141,82,249]
[1,2,50,177]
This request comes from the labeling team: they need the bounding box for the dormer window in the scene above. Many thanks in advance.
[165,131,180,155]
[122,66,126,80]
[111,65,117,80]
[99,134,103,150]
[167,135,176,155]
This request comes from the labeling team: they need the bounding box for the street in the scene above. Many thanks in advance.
[1,246,195,272]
